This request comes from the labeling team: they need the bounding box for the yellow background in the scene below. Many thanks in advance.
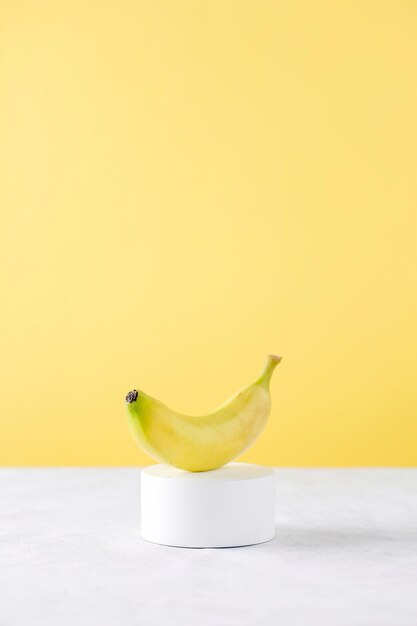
[1,0,416,466]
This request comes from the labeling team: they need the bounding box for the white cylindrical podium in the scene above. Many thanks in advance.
[140,463,275,548]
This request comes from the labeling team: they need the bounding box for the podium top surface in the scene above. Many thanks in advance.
[141,462,274,481]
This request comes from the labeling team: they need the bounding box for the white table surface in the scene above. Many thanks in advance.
[1,468,416,626]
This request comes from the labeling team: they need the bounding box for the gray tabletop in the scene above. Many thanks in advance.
[1,468,416,625]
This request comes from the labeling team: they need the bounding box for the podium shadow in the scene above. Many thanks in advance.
[257,525,417,551]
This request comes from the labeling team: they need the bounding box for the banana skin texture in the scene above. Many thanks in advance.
[125,354,281,472]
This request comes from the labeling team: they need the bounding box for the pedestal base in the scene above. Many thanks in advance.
[140,463,275,548]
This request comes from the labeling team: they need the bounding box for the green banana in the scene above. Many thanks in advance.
[125,354,281,472]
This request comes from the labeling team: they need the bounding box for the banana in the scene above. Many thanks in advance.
[125,354,281,472]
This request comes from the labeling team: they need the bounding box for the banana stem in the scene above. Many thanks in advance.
[258,354,282,388]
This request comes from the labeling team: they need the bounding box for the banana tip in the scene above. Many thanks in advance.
[125,389,139,404]
[268,354,282,363]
